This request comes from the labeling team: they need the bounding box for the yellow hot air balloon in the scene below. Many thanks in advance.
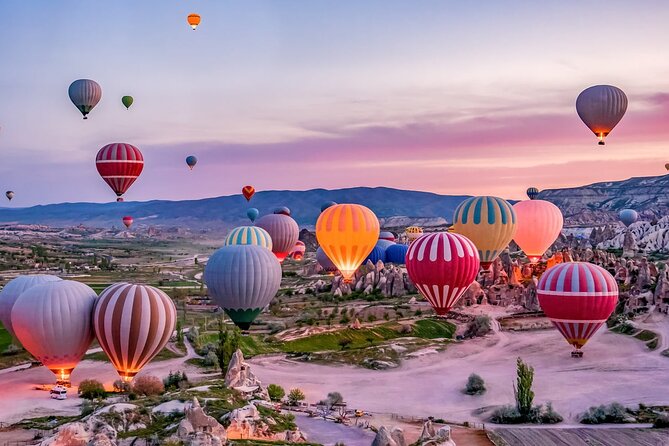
[316,204,380,282]
[405,226,423,242]
[513,200,563,263]
[452,196,517,270]
[187,13,201,30]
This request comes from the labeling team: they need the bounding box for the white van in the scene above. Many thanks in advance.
[50,385,67,400]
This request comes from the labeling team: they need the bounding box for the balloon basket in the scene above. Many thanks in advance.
[571,350,583,358]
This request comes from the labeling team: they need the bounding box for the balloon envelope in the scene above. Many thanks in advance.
[68,79,102,119]
[96,143,144,201]
[537,262,618,350]
[290,240,306,260]
[618,209,638,227]
[5,191,14,201]
[122,216,133,228]
[187,13,201,30]
[526,187,539,200]
[204,245,281,329]
[225,226,273,251]
[94,283,176,381]
[452,196,517,269]
[242,185,255,201]
[121,96,133,109]
[385,243,409,264]
[316,204,380,281]
[247,208,259,223]
[406,232,480,315]
[256,214,299,263]
[379,231,396,242]
[316,247,338,273]
[513,200,563,263]
[186,155,198,170]
[273,206,291,216]
[0,275,62,339]
[321,201,337,212]
[576,85,627,145]
[363,244,386,265]
[11,280,97,383]
[405,226,423,242]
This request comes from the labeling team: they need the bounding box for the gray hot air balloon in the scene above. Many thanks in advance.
[204,244,281,330]
[256,212,299,263]
[316,246,338,273]
[576,85,627,145]
[5,191,14,201]
[0,274,62,339]
[68,79,102,119]
[11,280,97,384]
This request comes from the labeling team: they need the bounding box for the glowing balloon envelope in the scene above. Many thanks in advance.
[452,196,516,270]
[11,280,97,384]
[121,95,133,109]
[316,204,380,282]
[96,143,144,202]
[247,207,259,223]
[0,275,62,339]
[576,85,628,145]
[513,200,563,263]
[93,283,176,381]
[406,232,480,315]
[242,185,255,201]
[204,245,282,330]
[256,213,299,263]
[537,262,618,353]
[619,209,638,227]
[187,13,201,30]
[186,155,198,170]
[68,79,102,119]
[225,226,273,251]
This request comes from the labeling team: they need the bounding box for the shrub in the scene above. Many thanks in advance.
[338,338,352,350]
[113,379,131,393]
[132,375,165,396]
[490,405,523,424]
[464,373,486,395]
[268,384,286,402]
[80,400,95,416]
[163,371,189,391]
[367,314,377,323]
[540,402,564,424]
[653,414,669,428]
[287,388,305,406]
[2,344,20,356]
[464,315,492,338]
[579,402,629,424]
[203,351,219,367]
[78,379,106,400]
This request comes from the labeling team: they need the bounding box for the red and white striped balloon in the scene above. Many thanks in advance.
[406,232,480,315]
[538,262,618,350]
[95,143,144,202]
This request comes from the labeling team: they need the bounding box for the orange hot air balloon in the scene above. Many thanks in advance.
[187,13,201,30]
[242,185,255,201]
[316,204,380,282]
[513,200,563,263]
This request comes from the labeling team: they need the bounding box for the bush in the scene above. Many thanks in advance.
[491,405,523,424]
[113,379,131,393]
[132,375,165,396]
[2,344,20,356]
[579,402,629,424]
[338,338,352,350]
[78,379,106,400]
[163,371,189,391]
[464,315,492,338]
[653,414,669,428]
[203,351,219,367]
[464,373,486,395]
[287,388,305,406]
[268,384,286,402]
[80,400,95,416]
[540,402,564,424]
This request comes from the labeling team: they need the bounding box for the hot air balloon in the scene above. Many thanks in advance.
[68,79,102,119]
[576,85,628,146]
[5,191,14,201]
[242,185,255,201]
[379,231,396,242]
[0,275,62,340]
[11,280,97,384]
[122,216,133,228]
[247,208,259,223]
[316,204,379,282]
[665,163,669,171]
[96,143,144,202]
[316,247,338,273]
[256,213,299,263]
[121,96,133,109]
[186,155,198,170]
[224,226,273,251]
[618,209,638,227]
[204,245,281,330]
[385,243,409,265]
[513,200,563,263]
[321,201,337,212]
[526,187,539,200]
[93,283,176,381]
[405,226,423,242]
[452,196,516,270]
[274,206,291,216]
[290,241,306,261]
[364,244,386,265]
[537,262,618,357]
[187,13,201,30]
[406,232,480,315]
[375,239,395,250]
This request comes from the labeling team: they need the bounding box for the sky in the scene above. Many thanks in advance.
[1,0,669,206]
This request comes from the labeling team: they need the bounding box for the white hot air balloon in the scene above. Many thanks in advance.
[0,275,62,339]
[68,79,102,119]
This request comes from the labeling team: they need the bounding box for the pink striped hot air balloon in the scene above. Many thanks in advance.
[537,262,618,357]
[96,143,144,202]
[406,232,480,315]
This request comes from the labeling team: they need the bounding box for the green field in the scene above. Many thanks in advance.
[0,322,12,352]
[199,333,280,357]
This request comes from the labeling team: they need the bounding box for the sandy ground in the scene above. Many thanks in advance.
[293,413,376,446]
[249,318,669,425]
[0,338,202,424]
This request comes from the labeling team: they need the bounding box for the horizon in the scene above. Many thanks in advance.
[2,1,669,206]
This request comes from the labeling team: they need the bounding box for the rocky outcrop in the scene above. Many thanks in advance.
[376,421,456,446]
[175,397,227,446]
[39,418,117,446]
[224,349,268,400]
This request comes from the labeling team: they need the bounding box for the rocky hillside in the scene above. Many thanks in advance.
[539,174,669,226]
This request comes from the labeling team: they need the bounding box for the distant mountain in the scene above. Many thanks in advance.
[0,187,470,230]
[538,174,669,226]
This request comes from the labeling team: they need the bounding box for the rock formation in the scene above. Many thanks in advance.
[224,349,268,400]
[175,397,227,446]
[375,421,456,446]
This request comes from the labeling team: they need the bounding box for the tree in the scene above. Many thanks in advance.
[338,338,352,350]
[464,373,486,395]
[132,375,165,396]
[514,357,535,417]
[268,384,286,402]
[78,379,106,400]
[216,321,241,374]
[325,391,344,409]
[288,388,306,406]
[176,320,184,346]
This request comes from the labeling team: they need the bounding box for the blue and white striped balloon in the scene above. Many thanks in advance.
[224,226,273,251]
